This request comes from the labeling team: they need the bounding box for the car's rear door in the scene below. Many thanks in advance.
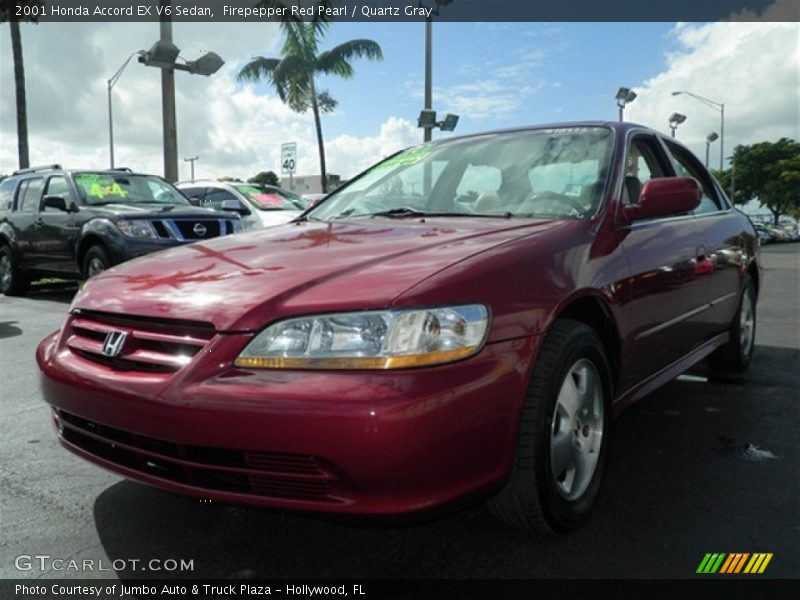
[617,132,708,389]
[663,139,747,340]
[12,177,44,270]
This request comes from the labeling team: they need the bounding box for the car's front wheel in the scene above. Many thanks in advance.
[82,245,111,279]
[0,245,29,296]
[488,319,612,534]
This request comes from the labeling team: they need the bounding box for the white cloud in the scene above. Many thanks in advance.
[625,18,799,167]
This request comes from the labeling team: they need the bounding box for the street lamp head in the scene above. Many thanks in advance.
[189,52,225,77]
[418,109,437,129]
[616,87,637,108]
[440,113,459,132]
[671,91,683,97]
[141,40,180,69]
[669,112,687,126]
[706,132,719,143]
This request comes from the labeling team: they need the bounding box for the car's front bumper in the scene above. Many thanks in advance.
[36,327,539,515]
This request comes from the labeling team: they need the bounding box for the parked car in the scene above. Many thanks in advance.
[37,123,760,534]
[176,180,304,230]
[0,166,241,295]
[753,224,775,244]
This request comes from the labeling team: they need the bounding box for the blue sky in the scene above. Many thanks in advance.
[273,22,678,139]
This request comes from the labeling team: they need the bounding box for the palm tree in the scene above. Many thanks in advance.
[238,19,382,193]
[0,1,40,169]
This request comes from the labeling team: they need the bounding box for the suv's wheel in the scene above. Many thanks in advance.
[0,245,29,296]
[708,274,756,375]
[488,320,612,534]
[82,245,111,279]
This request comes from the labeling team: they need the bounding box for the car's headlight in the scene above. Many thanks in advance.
[116,219,158,239]
[234,304,489,369]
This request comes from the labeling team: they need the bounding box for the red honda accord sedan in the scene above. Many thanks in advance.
[37,122,760,533]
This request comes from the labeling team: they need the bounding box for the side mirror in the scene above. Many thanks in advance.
[220,199,251,216]
[624,177,701,221]
[43,195,75,213]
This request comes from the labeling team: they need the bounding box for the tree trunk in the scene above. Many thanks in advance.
[9,21,29,170]
[308,77,327,194]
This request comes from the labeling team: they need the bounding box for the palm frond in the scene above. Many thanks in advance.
[316,39,383,78]
[236,57,281,84]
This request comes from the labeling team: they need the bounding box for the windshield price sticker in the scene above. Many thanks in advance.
[74,174,128,199]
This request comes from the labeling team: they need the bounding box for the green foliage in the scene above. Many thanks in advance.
[729,138,800,225]
[219,176,243,182]
[237,9,382,192]
[248,171,280,186]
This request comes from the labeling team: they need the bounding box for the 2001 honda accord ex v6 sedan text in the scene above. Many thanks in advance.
[37,122,760,534]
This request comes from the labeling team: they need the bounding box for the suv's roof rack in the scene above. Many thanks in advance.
[12,164,62,175]
[109,167,133,172]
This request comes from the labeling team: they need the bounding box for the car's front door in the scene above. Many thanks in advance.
[35,175,80,273]
[617,133,709,390]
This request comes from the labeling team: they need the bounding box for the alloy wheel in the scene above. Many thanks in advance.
[550,358,605,500]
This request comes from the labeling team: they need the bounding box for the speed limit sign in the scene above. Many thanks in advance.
[281,142,297,175]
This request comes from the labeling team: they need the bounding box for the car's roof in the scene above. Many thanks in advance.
[11,166,162,178]
[432,121,649,146]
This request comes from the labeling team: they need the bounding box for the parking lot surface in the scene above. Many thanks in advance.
[1,244,798,580]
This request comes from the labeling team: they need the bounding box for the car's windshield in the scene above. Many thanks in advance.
[74,172,190,206]
[311,127,614,221]
[234,185,304,211]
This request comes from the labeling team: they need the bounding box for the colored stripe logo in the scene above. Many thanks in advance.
[697,553,773,574]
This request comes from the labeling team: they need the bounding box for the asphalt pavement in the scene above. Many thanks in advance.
[1,244,798,581]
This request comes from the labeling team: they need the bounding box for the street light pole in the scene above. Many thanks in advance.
[705,132,719,168]
[672,90,725,171]
[160,8,178,182]
[107,51,144,168]
[423,17,432,143]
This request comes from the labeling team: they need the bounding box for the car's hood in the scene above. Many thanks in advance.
[84,204,229,218]
[73,218,563,331]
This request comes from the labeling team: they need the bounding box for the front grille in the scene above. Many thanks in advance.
[55,410,338,502]
[65,310,215,373]
[174,219,221,240]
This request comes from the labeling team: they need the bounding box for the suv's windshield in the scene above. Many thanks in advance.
[234,185,304,211]
[73,172,190,206]
[311,127,614,221]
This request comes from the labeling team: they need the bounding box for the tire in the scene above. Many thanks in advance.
[82,245,111,279]
[708,275,756,375]
[0,244,29,296]
[488,319,612,534]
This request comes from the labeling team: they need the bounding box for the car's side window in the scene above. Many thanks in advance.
[664,141,723,215]
[202,188,239,210]
[623,137,668,205]
[18,178,44,213]
[42,176,72,212]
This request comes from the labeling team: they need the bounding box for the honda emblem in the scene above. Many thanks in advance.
[101,331,128,358]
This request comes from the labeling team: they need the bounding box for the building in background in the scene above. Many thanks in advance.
[282,174,344,194]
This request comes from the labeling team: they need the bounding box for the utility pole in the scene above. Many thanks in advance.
[423,17,433,143]
[184,156,198,181]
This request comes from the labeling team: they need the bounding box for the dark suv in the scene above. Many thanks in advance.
[0,165,241,296]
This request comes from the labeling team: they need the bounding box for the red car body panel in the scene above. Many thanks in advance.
[37,122,760,515]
